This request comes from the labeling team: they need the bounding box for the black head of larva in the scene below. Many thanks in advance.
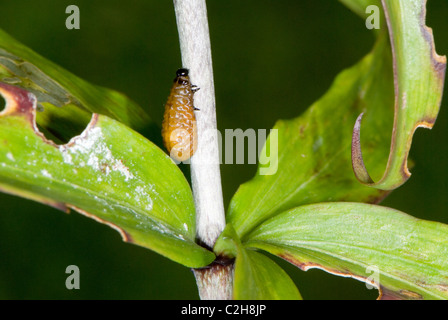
[176,68,189,77]
[175,68,190,85]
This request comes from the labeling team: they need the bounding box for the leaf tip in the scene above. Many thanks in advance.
[351,113,375,185]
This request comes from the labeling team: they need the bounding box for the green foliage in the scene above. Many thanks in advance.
[227,34,393,239]
[0,0,446,300]
[351,0,446,190]
[0,29,151,141]
[222,0,447,299]
[244,203,448,300]
[215,224,302,299]
[0,83,213,268]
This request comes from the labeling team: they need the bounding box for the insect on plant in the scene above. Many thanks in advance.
[0,0,447,302]
[162,68,199,162]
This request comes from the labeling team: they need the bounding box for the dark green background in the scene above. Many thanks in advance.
[0,0,446,299]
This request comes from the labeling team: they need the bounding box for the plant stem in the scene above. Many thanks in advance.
[193,263,234,300]
[173,0,230,299]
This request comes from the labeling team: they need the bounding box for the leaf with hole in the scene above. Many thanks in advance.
[0,83,214,268]
[0,28,153,142]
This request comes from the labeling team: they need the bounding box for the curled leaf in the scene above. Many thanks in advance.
[228,33,394,239]
[351,113,375,184]
[351,0,446,190]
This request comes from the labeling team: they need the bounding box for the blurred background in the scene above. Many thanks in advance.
[0,0,446,299]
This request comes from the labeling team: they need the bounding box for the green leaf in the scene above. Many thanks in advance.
[0,28,152,141]
[234,249,302,300]
[213,223,240,259]
[214,224,302,300]
[228,33,394,239]
[244,202,448,300]
[351,0,446,190]
[0,83,214,268]
[227,0,446,239]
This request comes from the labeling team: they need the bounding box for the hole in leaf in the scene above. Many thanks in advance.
[35,103,92,145]
[0,94,5,112]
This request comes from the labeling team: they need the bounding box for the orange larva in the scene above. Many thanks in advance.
[162,68,199,162]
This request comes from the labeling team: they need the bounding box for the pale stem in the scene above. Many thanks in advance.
[173,0,231,299]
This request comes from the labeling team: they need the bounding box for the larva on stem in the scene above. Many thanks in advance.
[162,68,199,162]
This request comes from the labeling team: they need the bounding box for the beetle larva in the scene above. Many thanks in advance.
[162,68,199,162]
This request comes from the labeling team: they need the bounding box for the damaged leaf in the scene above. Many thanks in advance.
[351,0,446,190]
[244,202,448,300]
[227,0,446,241]
[0,83,214,268]
[0,28,152,142]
